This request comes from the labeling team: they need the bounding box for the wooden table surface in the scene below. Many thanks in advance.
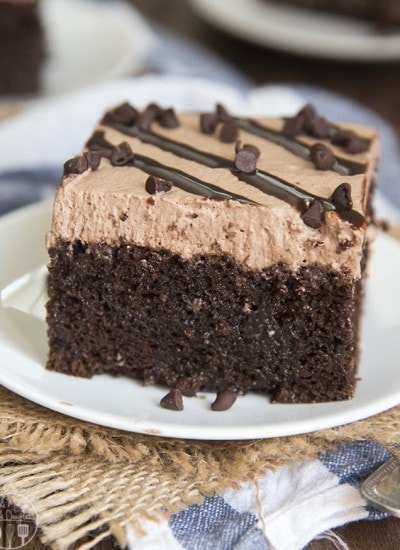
[2,1,400,548]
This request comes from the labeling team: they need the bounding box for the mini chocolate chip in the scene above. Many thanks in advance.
[304,115,329,139]
[110,142,134,166]
[310,143,336,170]
[216,102,231,121]
[345,135,369,154]
[302,201,325,228]
[235,148,258,173]
[108,102,138,126]
[236,141,261,158]
[200,112,218,134]
[331,128,354,147]
[138,106,157,131]
[147,102,163,116]
[219,121,239,143]
[84,150,101,171]
[244,143,260,158]
[282,114,306,138]
[331,183,353,211]
[63,155,88,175]
[160,389,183,411]
[145,175,173,195]
[298,103,317,120]
[211,389,237,411]
[159,107,180,128]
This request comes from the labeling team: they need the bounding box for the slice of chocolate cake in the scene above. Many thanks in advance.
[46,102,379,404]
[0,0,46,95]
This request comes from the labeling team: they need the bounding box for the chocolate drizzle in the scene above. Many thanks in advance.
[234,118,366,177]
[101,116,365,227]
[86,131,255,205]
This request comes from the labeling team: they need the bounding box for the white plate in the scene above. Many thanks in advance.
[1,201,400,440]
[4,0,155,102]
[189,0,400,61]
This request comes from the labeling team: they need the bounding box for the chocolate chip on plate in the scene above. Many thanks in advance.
[145,175,173,195]
[160,389,184,411]
[302,201,325,229]
[310,143,336,170]
[211,389,238,411]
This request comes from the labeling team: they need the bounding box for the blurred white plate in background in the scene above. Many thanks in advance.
[35,0,154,99]
[189,0,400,61]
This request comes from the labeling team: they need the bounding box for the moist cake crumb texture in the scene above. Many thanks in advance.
[46,101,379,405]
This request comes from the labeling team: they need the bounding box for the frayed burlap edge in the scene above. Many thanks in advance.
[0,386,399,549]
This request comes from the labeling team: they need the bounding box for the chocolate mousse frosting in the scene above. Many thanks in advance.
[48,105,378,277]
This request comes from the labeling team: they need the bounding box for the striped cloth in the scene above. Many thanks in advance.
[127,441,391,550]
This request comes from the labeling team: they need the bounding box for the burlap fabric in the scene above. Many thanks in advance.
[0,386,399,550]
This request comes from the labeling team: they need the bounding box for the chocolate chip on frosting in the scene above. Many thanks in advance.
[160,389,184,411]
[331,183,353,211]
[344,135,369,155]
[302,201,325,228]
[310,143,336,170]
[216,102,231,121]
[331,128,353,147]
[138,105,159,131]
[219,120,239,143]
[200,112,218,134]
[158,107,180,128]
[110,142,134,166]
[235,141,261,157]
[145,175,173,195]
[84,150,101,171]
[63,155,88,175]
[282,114,306,138]
[108,102,138,126]
[304,115,329,139]
[331,128,369,154]
[234,143,260,173]
[211,389,238,411]
[298,103,317,120]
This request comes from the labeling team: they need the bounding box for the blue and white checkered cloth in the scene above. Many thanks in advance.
[127,441,392,549]
[0,14,399,548]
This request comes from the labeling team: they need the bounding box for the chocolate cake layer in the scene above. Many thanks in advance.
[0,0,46,95]
[46,102,379,404]
[47,241,364,403]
